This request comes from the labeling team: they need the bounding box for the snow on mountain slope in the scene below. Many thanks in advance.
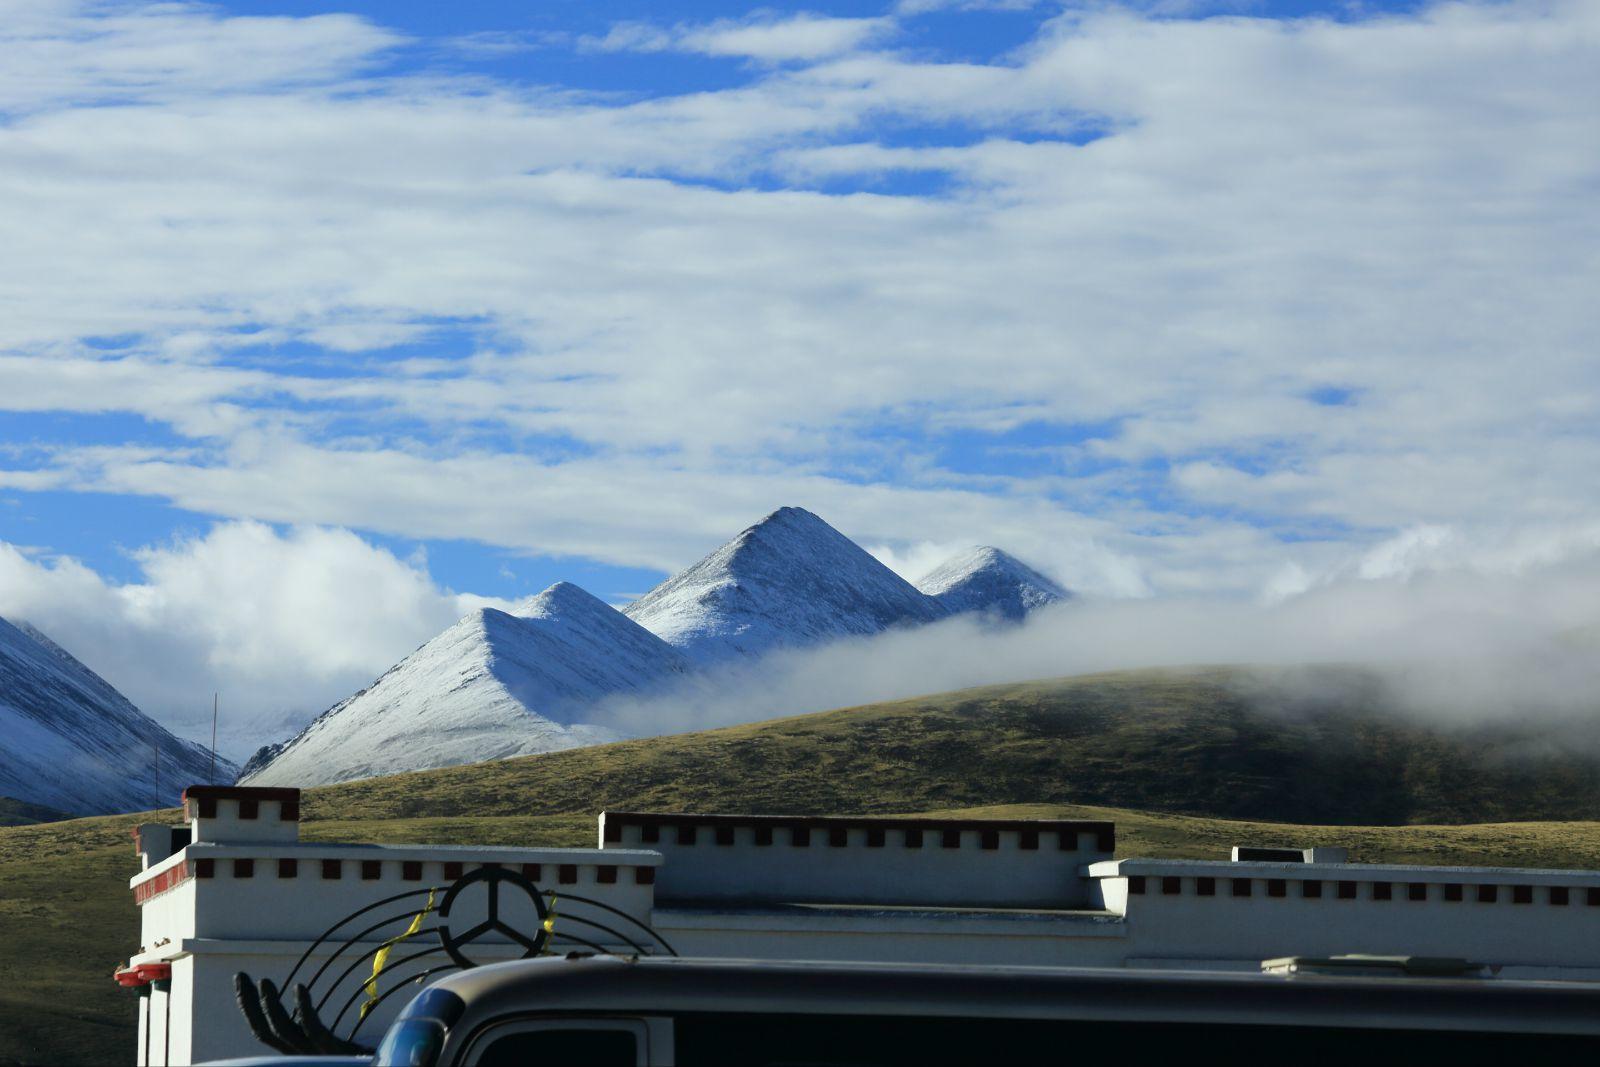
[508,580,693,688]
[0,616,229,815]
[623,507,948,665]
[242,583,686,787]
[917,546,1070,622]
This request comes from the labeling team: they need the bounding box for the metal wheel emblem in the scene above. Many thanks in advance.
[436,866,549,968]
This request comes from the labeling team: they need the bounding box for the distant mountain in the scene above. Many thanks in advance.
[242,508,1070,788]
[242,583,687,788]
[917,546,1070,622]
[0,796,71,827]
[622,507,948,665]
[0,616,230,815]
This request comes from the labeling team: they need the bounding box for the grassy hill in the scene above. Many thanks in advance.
[0,796,70,827]
[8,665,1600,1065]
[312,665,1600,826]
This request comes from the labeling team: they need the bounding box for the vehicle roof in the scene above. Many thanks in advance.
[425,955,1600,1036]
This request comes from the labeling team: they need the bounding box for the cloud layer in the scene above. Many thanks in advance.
[0,0,1595,749]
[0,522,498,755]
[592,541,1600,741]
[0,0,1593,599]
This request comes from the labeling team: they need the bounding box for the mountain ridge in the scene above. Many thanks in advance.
[242,508,1070,787]
[917,546,1070,621]
[0,615,231,815]
[622,506,949,664]
[241,584,689,788]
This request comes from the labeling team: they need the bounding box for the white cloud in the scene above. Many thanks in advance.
[584,14,893,62]
[0,0,1593,607]
[0,2,400,114]
[591,548,1600,740]
[0,523,499,757]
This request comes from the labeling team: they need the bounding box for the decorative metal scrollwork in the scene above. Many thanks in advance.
[234,864,677,1054]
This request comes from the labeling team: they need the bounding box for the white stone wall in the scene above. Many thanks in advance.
[1093,859,1600,970]
[599,812,1114,909]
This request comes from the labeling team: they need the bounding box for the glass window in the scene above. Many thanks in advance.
[463,1019,646,1066]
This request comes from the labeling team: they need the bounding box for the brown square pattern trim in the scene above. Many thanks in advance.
[596,812,1115,860]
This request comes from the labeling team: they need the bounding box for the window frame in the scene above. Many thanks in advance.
[456,1014,669,1067]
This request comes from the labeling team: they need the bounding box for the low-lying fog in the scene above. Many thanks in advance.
[589,559,1600,739]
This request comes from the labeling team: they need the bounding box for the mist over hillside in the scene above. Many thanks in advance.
[586,558,1600,745]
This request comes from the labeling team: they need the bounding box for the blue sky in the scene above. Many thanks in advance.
[0,0,1594,748]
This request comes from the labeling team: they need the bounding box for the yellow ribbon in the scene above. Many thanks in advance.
[542,894,557,951]
[360,888,435,1021]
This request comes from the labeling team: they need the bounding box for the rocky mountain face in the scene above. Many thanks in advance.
[916,546,1070,622]
[0,616,231,815]
[241,508,1070,787]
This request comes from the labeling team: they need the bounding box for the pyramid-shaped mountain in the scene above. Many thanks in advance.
[622,506,948,665]
[0,615,230,815]
[242,583,687,788]
[917,546,1070,622]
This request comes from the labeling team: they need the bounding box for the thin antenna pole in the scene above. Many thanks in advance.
[153,735,159,808]
[210,693,218,786]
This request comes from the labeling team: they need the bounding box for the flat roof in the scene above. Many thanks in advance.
[1091,859,1600,884]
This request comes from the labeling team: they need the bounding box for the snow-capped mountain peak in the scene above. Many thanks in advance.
[239,511,1069,791]
[242,583,686,788]
[622,506,948,664]
[917,546,1070,622]
[0,615,229,815]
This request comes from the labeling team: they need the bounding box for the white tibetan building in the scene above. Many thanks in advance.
[119,786,1600,1065]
